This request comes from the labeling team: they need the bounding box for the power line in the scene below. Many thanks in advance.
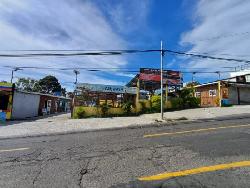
[1,48,250,66]
[165,49,250,65]
[0,49,160,57]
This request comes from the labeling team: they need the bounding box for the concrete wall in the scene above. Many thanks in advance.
[12,91,40,119]
[228,86,250,105]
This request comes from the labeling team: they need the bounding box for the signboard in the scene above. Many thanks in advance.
[76,83,137,94]
[0,82,13,91]
[139,68,182,85]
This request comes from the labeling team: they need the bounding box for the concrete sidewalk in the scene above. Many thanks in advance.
[0,105,250,139]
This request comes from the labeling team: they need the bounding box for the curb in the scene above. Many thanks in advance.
[0,114,249,140]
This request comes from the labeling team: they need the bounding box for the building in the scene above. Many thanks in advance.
[75,83,137,107]
[38,93,71,116]
[0,82,14,120]
[12,91,40,119]
[1,84,71,120]
[194,74,250,107]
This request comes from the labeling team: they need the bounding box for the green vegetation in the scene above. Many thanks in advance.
[100,103,110,117]
[150,95,162,112]
[169,98,183,109]
[122,101,133,115]
[73,88,201,119]
[15,75,66,96]
[73,107,85,119]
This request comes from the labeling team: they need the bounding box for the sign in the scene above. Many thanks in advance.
[76,83,137,94]
[139,68,182,85]
[0,82,13,91]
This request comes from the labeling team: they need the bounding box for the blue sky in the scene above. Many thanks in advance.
[0,0,250,91]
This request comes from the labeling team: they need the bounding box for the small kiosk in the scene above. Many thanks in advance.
[0,82,14,121]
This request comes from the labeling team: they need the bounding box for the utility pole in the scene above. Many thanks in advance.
[160,41,164,120]
[192,72,196,84]
[72,70,80,118]
[11,67,22,83]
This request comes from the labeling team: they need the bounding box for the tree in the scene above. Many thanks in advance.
[61,88,66,96]
[38,75,62,94]
[186,81,200,87]
[15,78,41,92]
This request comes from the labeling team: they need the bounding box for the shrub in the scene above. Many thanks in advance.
[122,101,133,115]
[170,98,183,109]
[151,95,162,112]
[74,107,85,119]
[187,97,200,108]
[100,103,109,117]
[139,100,152,113]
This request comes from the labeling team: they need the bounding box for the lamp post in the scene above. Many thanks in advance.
[73,70,80,85]
[215,71,221,80]
[11,67,22,83]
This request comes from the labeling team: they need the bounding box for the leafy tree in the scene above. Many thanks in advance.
[38,75,62,94]
[186,81,200,87]
[61,88,66,96]
[15,76,66,95]
[15,78,41,92]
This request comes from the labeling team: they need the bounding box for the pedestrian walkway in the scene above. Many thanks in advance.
[0,106,250,139]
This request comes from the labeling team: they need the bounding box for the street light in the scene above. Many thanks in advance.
[73,70,80,85]
[215,71,221,80]
[11,67,22,83]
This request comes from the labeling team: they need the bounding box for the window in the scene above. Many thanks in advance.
[209,89,217,97]
[195,92,201,98]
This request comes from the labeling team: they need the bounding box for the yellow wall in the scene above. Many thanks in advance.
[6,95,12,120]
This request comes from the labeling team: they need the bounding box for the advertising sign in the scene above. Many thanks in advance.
[77,83,137,94]
[0,82,13,91]
[139,68,182,85]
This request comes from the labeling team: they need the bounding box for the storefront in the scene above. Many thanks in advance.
[0,82,14,121]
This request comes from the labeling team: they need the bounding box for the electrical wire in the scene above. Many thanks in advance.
[164,49,250,65]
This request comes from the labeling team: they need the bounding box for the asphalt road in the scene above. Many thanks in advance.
[0,116,250,188]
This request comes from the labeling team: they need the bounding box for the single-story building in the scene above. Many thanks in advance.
[0,82,14,120]
[1,84,71,120]
[75,83,137,107]
[194,74,250,107]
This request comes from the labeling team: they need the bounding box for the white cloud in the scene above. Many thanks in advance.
[0,0,137,90]
[180,0,250,79]
[105,0,151,34]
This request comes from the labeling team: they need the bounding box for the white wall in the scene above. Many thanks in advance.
[230,70,250,82]
[12,91,40,119]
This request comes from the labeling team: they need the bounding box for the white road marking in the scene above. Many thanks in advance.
[0,147,30,153]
